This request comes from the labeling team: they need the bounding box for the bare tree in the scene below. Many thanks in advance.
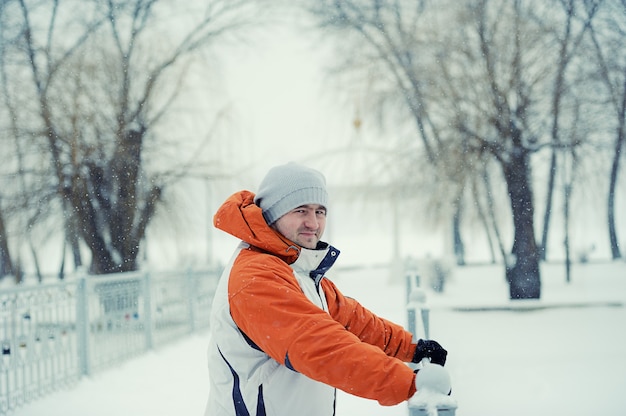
[0,202,15,278]
[0,0,32,281]
[0,2,16,279]
[1,0,266,274]
[539,0,602,261]
[431,0,585,298]
[471,159,508,264]
[303,0,612,299]
[587,0,626,259]
[302,0,478,265]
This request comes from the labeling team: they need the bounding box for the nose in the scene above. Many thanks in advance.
[303,211,319,230]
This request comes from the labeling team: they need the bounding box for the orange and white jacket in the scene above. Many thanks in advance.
[204,191,418,416]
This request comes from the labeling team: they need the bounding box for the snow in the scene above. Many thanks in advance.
[13,260,626,416]
[409,388,457,416]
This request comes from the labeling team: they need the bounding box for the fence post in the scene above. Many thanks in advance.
[143,272,153,350]
[407,288,429,340]
[76,274,91,376]
[405,262,429,341]
[405,262,457,416]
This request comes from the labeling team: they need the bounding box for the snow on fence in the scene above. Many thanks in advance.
[405,263,458,416]
[0,268,220,415]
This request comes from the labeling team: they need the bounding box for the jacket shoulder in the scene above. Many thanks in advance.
[229,248,299,294]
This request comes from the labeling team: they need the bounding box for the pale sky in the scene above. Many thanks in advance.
[218,23,357,187]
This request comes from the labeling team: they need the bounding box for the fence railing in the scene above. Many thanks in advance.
[405,262,457,416]
[0,268,220,415]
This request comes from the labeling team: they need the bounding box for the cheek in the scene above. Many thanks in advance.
[275,222,288,236]
[276,218,298,237]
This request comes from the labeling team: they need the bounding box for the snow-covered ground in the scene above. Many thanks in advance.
[13,261,626,416]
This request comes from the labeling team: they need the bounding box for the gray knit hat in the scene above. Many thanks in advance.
[254,162,328,224]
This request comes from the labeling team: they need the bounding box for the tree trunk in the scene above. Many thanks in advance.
[63,207,83,272]
[540,149,557,261]
[541,0,575,262]
[607,75,625,260]
[502,146,541,300]
[472,179,497,264]
[0,206,15,278]
[482,167,507,262]
[110,128,144,272]
[452,197,465,266]
[28,238,43,283]
[564,183,572,283]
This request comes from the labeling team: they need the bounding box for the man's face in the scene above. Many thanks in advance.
[273,204,327,249]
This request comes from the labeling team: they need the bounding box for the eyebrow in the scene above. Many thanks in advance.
[296,204,326,211]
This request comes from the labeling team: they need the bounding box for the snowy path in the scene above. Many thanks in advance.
[14,262,626,416]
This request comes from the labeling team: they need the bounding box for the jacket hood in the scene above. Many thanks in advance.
[213,190,300,264]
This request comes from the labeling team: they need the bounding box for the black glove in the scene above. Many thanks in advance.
[413,339,447,366]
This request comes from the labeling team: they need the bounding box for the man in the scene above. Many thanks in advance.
[205,162,448,416]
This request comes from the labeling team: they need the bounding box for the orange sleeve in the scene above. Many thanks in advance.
[228,251,417,406]
[321,278,417,362]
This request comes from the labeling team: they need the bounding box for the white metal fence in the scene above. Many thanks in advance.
[0,268,220,415]
[405,263,457,416]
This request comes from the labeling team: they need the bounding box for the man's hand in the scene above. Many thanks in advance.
[412,339,447,366]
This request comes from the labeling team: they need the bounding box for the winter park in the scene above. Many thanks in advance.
[1,1,626,416]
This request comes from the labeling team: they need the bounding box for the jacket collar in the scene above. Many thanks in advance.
[214,190,341,268]
[291,243,341,285]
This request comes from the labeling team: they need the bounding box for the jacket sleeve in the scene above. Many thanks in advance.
[321,278,417,362]
[228,251,417,406]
